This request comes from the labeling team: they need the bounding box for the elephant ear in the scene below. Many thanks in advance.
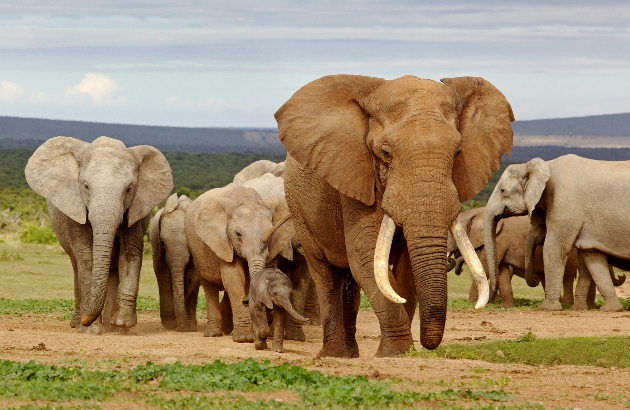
[25,136,89,224]
[194,196,238,262]
[262,196,295,261]
[128,145,174,227]
[163,193,179,214]
[275,74,386,206]
[523,158,551,222]
[261,278,274,310]
[442,77,515,202]
[178,195,192,212]
[495,218,504,235]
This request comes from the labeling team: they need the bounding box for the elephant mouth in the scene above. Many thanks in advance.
[373,213,489,310]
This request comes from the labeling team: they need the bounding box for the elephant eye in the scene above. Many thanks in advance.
[235,231,242,241]
[83,182,89,191]
[381,145,391,157]
[126,185,132,194]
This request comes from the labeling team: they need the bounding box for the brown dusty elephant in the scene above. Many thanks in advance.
[150,193,200,331]
[184,184,295,342]
[25,136,173,333]
[484,155,630,311]
[447,208,578,308]
[276,75,514,356]
[234,160,319,341]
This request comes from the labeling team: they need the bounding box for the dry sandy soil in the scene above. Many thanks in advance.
[2,307,630,409]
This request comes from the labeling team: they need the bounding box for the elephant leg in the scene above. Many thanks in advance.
[220,260,253,343]
[251,306,270,350]
[571,252,592,310]
[341,271,360,358]
[200,277,223,337]
[560,259,577,305]
[498,264,515,308]
[303,278,320,325]
[271,309,286,353]
[102,268,121,333]
[70,258,81,328]
[183,263,200,332]
[580,250,623,312]
[111,224,144,328]
[346,210,414,357]
[219,292,233,335]
[538,239,570,311]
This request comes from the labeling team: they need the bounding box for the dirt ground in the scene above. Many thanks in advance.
[3,308,630,409]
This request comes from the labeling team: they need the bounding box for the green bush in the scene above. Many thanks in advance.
[19,224,57,244]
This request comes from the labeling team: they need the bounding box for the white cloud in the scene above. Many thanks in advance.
[0,80,25,102]
[65,73,124,105]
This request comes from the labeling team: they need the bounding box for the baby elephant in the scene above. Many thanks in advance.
[247,268,309,352]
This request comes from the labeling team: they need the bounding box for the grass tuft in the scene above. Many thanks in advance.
[408,335,630,367]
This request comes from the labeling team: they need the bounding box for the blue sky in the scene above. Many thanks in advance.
[1,1,629,127]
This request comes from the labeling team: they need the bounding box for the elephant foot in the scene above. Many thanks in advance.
[499,300,515,308]
[76,323,104,335]
[271,342,284,353]
[203,324,223,337]
[255,340,268,350]
[284,325,306,342]
[375,335,413,357]
[559,295,574,305]
[346,339,359,358]
[182,321,198,332]
[110,307,137,329]
[317,341,353,358]
[570,300,590,310]
[70,312,81,329]
[161,320,178,330]
[600,298,623,312]
[232,329,254,343]
[538,299,563,311]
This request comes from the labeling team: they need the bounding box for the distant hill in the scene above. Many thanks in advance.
[513,112,630,137]
[1,112,630,154]
[0,116,285,154]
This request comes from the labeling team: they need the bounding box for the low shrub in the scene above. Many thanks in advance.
[19,224,57,245]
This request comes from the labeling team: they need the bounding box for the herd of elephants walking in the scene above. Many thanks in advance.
[22,74,630,358]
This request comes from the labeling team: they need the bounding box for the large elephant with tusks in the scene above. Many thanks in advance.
[276,75,514,357]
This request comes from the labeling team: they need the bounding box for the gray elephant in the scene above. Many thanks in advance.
[184,184,295,342]
[247,267,309,352]
[25,136,173,333]
[484,155,630,311]
[150,193,200,331]
[447,208,578,308]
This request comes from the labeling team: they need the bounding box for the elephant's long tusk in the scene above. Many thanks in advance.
[374,214,406,304]
[450,220,489,309]
[262,213,291,243]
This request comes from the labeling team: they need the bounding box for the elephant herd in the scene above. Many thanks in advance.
[23,74,629,359]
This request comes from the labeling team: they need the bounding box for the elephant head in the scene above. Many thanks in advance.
[25,136,173,326]
[483,158,551,294]
[194,186,295,276]
[151,193,193,330]
[276,75,514,349]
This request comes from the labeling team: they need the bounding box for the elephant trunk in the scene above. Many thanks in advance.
[81,200,122,326]
[482,206,502,297]
[524,226,542,287]
[249,259,266,276]
[169,257,188,330]
[454,257,465,276]
[277,296,309,324]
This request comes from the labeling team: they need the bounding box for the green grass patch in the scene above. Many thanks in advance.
[0,358,514,408]
[448,298,543,310]
[19,224,57,245]
[0,250,24,261]
[408,333,630,367]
